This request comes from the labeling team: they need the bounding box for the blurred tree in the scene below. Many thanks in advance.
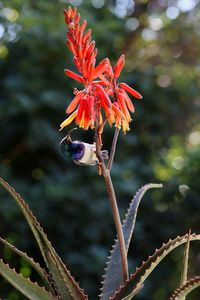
[0,0,200,299]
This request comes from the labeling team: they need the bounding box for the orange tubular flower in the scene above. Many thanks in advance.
[60,6,142,133]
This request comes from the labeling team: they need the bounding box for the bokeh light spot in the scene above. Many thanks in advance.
[171,156,185,170]
[0,24,5,39]
[125,17,139,31]
[177,0,199,12]
[3,8,19,22]
[188,131,200,145]
[156,75,171,87]
[166,6,180,19]
[141,28,157,41]
[92,0,105,9]
[149,16,163,31]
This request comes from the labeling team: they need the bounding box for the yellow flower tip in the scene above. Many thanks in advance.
[60,110,78,130]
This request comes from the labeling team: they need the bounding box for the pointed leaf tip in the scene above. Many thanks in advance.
[111,233,200,300]
[0,178,88,300]
[100,183,162,300]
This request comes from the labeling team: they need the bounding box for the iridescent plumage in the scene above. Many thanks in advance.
[60,129,108,166]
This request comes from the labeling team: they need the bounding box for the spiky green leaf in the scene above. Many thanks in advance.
[0,178,87,300]
[0,237,52,291]
[100,183,162,300]
[0,259,56,300]
[111,233,200,300]
[169,276,200,300]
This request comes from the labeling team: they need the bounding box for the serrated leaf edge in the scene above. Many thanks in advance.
[169,276,200,300]
[0,178,88,300]
[111,233,200,300]
[0,258,56,300]
[100,183,162,300]
[0,237,52,291]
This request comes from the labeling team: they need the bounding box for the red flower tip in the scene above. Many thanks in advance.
[114,54,125,79]
[118,82,142,99]
[93,58,109,79]
[64,69,84,83]
[66,91,85,114]
[96,84,112,108]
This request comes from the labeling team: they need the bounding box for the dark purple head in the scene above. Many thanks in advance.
[68,141,85,161]
[60,136,85,161]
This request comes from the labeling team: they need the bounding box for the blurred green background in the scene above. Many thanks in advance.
[0,0,200,299]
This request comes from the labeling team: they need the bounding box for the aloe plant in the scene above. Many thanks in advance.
[0,5,200,300]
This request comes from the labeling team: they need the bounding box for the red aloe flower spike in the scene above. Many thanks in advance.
[74,13,80,24]
[89,65,95,82]
[94,58,109,79]
[64,7,72,21]
[120,89,135,113]
[105,59,114,78]
[87,51,96,71]
[85,41,96,60]
[67,32,75,45]
[82,98,90,130]
[64,69,84,83]
[88,96,95,124]
[78,20,87,44]
[92,80,106,86]
[82,38,90,58]
[66,40,76,56]
[75,99,86,125]
[118,82,142,99]
[73,57,81,73]
[113,102,123,128]
[116,91,132,122]
[81,61,87,78]
[86,58,96,81]
[74,23,80,39]
[61,6,142,132]
[66,91,85,114]
[72,6,77,18]
[79,111,86,129]
[82,29,91,45]
[94,48,98,58]
[99,74,110,86]
[114,54,125,79]
[96,85,112,108]
[78,45,83,60]
[112,102,126,119]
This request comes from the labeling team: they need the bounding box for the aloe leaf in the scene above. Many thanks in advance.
[0,237,52,291]
[0,178,87,300]
[121,285,143,300]
[100,183,162,300]
[169,276,200,300]
[0,259,56,300]
[111,233,200,300]
[179,230,191,300]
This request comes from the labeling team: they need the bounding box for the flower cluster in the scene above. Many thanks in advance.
[60,6,142,133]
